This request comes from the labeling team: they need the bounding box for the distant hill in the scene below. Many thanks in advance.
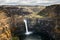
[37,5,60,18]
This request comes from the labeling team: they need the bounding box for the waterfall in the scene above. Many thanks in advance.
[24,19,32,35]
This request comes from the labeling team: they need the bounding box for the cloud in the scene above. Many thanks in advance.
[0,0,60,6]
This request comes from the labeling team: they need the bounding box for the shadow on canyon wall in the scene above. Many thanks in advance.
[0,5,60,40]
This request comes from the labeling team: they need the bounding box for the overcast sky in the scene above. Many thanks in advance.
[0,0,60,6]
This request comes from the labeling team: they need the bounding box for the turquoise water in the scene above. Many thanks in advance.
[24,34,42,40]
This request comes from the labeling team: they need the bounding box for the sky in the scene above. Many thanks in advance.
[0,0,60,6]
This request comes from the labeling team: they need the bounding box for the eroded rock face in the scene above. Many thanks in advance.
[0,10,12,40]
[37,5,60,40]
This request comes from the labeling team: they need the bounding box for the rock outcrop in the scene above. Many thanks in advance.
[0,10,12,40]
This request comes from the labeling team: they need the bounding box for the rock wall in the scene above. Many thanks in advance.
[0,10,12,40]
